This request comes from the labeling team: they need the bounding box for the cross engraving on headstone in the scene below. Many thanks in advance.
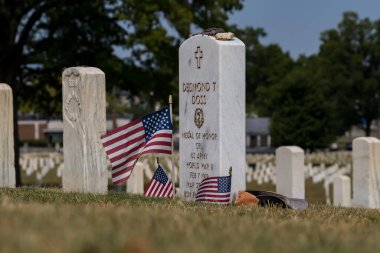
[194,46,203,69]
[180,33,246,203]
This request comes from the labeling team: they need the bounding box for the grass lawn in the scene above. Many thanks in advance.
[1,187,380,253]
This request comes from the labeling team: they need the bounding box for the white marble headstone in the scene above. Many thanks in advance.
[352,137,380,208]
[62,67,108,193]
[333,175,351,207]
[275,146,305,199]
[0,83,15,188]
[179,34,246,202]
[126,161,144,194]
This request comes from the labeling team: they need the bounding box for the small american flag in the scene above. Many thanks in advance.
[195,175,231,204]
[101,107,172,185]
[144,165,174,198]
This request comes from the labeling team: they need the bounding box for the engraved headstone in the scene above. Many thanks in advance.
[179,34,246,202]
[62,67,107,193]
[352,137,380,208]
[333,175,351,207]
[0,83,15,188]
[276,146,305,199]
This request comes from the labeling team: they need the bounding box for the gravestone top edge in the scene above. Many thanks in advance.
[180,35,244,50]
[368,137,380,142]
[0,83,12,90]
[276,146,304,153]
[335,175,350,181]
[63,67,104,77]
[353,137,380,144]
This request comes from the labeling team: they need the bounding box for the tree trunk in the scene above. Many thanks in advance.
[365,119,372,137]
[13,88,21,186]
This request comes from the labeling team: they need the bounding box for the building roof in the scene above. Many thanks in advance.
[246,117,270,135]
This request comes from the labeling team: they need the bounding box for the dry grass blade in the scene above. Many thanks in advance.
[1,188,380,253]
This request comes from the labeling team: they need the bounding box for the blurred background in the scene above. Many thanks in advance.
[1,0,379,196]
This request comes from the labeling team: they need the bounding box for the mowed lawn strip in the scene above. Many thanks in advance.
[1,188,380,253]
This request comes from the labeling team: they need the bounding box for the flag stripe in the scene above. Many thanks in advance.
[145,180,156,196]
[196,194,230,199]
[151,181,160,197]
[195,198,230,203]
[144,178,154,196]
[163,182,173,197]
[105,129,145,155]
[103,126,145,152]
[144,165,174,198]
[112,170,133,184]
[162,182,170,197]
[141,148,171,155]
[101,120,143,143]
[155,183,164,197]
[101,107,173,185]
[195,175,231,204]
[109,139,146,163]
[112,145,144,169]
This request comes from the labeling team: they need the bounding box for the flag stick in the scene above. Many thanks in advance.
[169,95,175,195]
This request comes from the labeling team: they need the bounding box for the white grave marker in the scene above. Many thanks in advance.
[333,175,351,207]
[0,83,15,188]
[62,67,107,193]
[276,146,305,198]
[179,33,246,202]
[127,162,144,194]
[352,137,380,208]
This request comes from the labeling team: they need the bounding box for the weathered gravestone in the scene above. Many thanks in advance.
[126,161,144,194]
[276,146,305,199]
[0,84,15,188]
[179,33,246,202]
[352,137,380,208]
[333,175,351,207]
[62,67,108,193]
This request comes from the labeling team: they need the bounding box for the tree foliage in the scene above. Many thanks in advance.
[319,11,380,136]
[254,11,380,149]
[232,26,294,115]
[268,56,337,149]
[0,0,244,185]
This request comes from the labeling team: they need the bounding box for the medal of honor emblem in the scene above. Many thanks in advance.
[194,108,204,128]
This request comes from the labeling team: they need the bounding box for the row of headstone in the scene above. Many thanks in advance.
[19,153,64,181]
[247,160,351,187]
[246,164,276,185]
[352,137,380,208]
[17,150,178,195]
[1,33,379,208]
[276,146,305,199]
[246,156,352,205]
[275,138,380,209]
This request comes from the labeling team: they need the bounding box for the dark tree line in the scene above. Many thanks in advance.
[243,12,380,150]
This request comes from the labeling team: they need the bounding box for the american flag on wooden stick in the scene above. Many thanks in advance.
[101,107,173,185]
[144,165,174,198]
[195,175,231,204]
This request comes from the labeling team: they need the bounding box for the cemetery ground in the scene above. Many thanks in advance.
[0,151,377,253]
[1,187,380,253]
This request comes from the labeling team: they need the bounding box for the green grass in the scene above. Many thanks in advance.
[1,187,380,253]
